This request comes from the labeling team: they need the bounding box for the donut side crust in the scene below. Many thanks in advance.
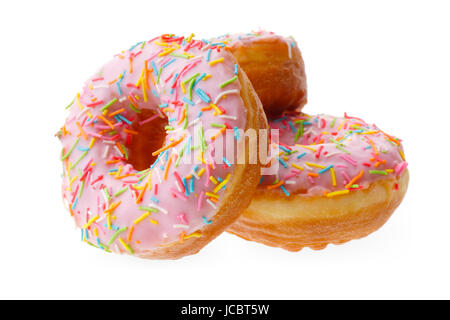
[229,36,307,116]
[227,170,409,251]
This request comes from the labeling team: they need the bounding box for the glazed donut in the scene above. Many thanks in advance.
[210,31,307,116]
[57,33,267,259]
[228,112,409,251]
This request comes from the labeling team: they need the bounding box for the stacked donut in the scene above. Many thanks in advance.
[57,31,408,259]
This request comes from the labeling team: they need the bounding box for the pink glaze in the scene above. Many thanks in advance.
[212,30,297,59]
[58,34,248,256]
[261,112,408,197]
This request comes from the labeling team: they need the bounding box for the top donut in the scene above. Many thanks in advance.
[57,33,266,259]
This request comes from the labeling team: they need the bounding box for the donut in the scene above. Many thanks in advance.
[57,33,267,259]
[210,31,307,116]
[228,112,409,251]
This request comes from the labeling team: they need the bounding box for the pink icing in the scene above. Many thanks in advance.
[212,30,297,58]
[261,112,408,196]
[58,34,248,255]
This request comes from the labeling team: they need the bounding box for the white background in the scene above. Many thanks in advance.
[0,0,449,299]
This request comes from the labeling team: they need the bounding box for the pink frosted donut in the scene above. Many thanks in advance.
[57,34,266,259]
[211,30,308,115]
[228,112,409,251]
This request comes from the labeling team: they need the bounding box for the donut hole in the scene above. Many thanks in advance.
[127,109,168,171]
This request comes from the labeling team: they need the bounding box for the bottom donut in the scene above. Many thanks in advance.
[227,112,409,251]
[228,171,408,251]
